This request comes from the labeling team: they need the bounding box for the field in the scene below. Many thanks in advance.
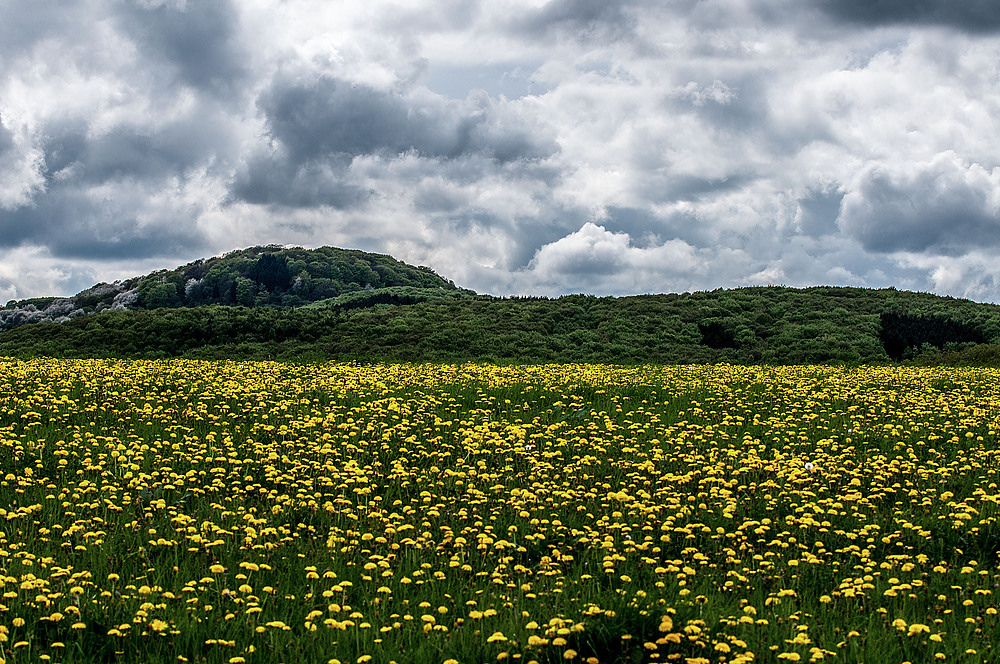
[0,360,999,664]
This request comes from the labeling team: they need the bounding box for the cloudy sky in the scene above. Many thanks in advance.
[2,0,1000,302]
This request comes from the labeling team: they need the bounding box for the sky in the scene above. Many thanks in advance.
[2,0,1000,302]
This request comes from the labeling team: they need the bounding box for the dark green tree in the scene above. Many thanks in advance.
[235,278,256,307]
[145,283,181,309]
[248,253,293,292]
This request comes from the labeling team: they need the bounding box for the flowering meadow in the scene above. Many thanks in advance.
[1,360,999,664]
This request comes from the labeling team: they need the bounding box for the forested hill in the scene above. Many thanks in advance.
[1,284,999,365]
[0,245,470,329]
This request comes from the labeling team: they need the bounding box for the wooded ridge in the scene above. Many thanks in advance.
[1,245,998,365]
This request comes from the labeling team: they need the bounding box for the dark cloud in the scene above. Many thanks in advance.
[258,77,555,163]
[39,126,87,179]
[228,156,372,210]
[839,157,1000,254]
[816,0,1000,33]
[1,108,226,260]
[40,122,217,185]
[796,188,844,237]
[653,173,754,205]
[258,78,413,162]
[49,222,205,261]
[602,206,730,252]
[671,75,773,139]
[229,76,558,208]
[513,0,641,40]
[0,118,13,155]
[604,207,665,245]
[114,0,248,96]
[0,186,207,260]
[413,185,464,214]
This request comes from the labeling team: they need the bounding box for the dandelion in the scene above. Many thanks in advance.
[6,359,1000,661]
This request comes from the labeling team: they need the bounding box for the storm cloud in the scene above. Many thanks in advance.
[113,0,250,97]
[840,154,1000,254]
[228,75,558,208]
[1,0,1000,301]
[260,77,555,163]
[816,0,1000,33]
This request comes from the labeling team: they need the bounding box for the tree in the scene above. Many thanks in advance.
[235,278,256,307]
[248,253,292,292]
[145,283,181,309]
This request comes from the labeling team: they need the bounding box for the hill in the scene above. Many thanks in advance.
[1,281,999,364]
[0,245,468,329]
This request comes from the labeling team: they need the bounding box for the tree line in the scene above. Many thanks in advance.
[1,286,999,364]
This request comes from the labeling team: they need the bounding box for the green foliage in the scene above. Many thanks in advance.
[5,297,59,310]
[246,252,292,292]
[880,311,986,360]
[235,277,257,307]
[119,245,463,309]
[145,282,182,309]
[303,286,475,310]
[3,286,1000,364]
[911,343,1000,367]
[10,245,999,367]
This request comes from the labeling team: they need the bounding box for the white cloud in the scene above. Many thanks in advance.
[512,222,704,295]
[897,250,1000,302]
[0,112,45,209]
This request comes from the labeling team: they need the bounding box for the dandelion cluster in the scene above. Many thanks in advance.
[0,360,998,663]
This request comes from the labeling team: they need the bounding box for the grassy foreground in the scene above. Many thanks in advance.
[0,360,999,664]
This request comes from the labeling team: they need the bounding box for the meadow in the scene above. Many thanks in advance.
[0,359,998,664]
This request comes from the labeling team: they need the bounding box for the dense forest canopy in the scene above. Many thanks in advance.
[2,280,999,365]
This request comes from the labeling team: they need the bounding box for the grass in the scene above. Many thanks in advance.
[0,359,998,663]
